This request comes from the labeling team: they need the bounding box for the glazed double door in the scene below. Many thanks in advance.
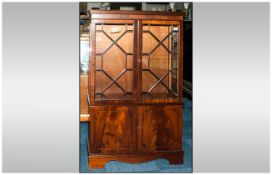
[90,19,183,104]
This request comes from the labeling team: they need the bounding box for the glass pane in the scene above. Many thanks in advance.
[142,24,180,99]
[117,32,134,54]
[95,24,134,101]
[127,55,133,69]
[95,55,102,70]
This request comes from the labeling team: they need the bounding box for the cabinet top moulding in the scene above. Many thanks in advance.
[89,10,184,21]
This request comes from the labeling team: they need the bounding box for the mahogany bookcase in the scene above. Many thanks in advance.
[88,10,184,168]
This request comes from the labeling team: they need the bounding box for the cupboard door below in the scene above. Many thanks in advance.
[138,105,182,152]
[90,106,136,154]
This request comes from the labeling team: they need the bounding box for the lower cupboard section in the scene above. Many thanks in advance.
[89,105,183,168]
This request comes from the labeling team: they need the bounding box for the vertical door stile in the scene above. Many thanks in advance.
[89,20,96,106]
[133,20,139,103]
[137,20,143,102]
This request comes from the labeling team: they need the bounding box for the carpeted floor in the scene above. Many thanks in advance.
[80,98,192,173]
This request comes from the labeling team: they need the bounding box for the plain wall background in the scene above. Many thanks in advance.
[2,3,79,172]
[193,2,270,172]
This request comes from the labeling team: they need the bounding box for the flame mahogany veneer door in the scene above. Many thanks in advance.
[138,105,182,153]
[89,106,137,154]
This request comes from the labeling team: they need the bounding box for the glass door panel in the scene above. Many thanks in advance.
[142,22,180,100]
[95,23,134,101]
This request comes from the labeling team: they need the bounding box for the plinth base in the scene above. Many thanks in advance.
[88,151,184,169]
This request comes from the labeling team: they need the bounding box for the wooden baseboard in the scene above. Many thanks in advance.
[88,151,184,169]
